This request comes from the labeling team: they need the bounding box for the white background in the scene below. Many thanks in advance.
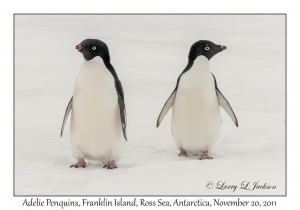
[14,14,285,196]
[1,0,298,209]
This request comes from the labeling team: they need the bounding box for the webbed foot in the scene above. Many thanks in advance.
[103,160,117,169]
[70,159,87,168]
[199,151,213,160]
[178,148,188,157]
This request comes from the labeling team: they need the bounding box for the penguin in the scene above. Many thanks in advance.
[61,39,127,169]
[156,40,238,160]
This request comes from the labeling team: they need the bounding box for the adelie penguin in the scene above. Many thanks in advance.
[157,40,238,160]
[61,39,127,169]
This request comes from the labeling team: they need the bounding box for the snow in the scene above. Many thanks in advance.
[15,15,285,195]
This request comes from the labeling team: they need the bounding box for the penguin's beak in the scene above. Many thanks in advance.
[75,44,83,51]
[220,45,227,51]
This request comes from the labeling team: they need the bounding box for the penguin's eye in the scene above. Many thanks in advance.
[204,46,210,51]
[92,46,97,50]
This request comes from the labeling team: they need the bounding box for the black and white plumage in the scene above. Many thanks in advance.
[157,40,238,159]
[61,39,127,168]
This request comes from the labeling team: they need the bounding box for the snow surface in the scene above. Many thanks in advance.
[15,15,285,195]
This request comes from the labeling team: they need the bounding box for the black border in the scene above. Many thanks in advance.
[13,13,287,197]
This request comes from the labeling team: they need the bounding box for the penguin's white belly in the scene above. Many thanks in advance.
[171,56,221,154]
[70,57,124,162]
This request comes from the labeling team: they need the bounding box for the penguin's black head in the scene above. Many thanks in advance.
[75,39,110,61]
[188,40,227,61]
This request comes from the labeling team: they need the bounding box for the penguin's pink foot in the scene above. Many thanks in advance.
[103,160,117,169]
[199,151,213,160]
[70,159,87,168]
[178,148,188,157]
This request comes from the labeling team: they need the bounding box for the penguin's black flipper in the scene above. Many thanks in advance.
[156,62,194,128]
[156,89,177,127]
[117,91,127,141]
[61,97,73,137]
[216,90,238,127]
[106,63,127,140]
[211,73,238,127]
